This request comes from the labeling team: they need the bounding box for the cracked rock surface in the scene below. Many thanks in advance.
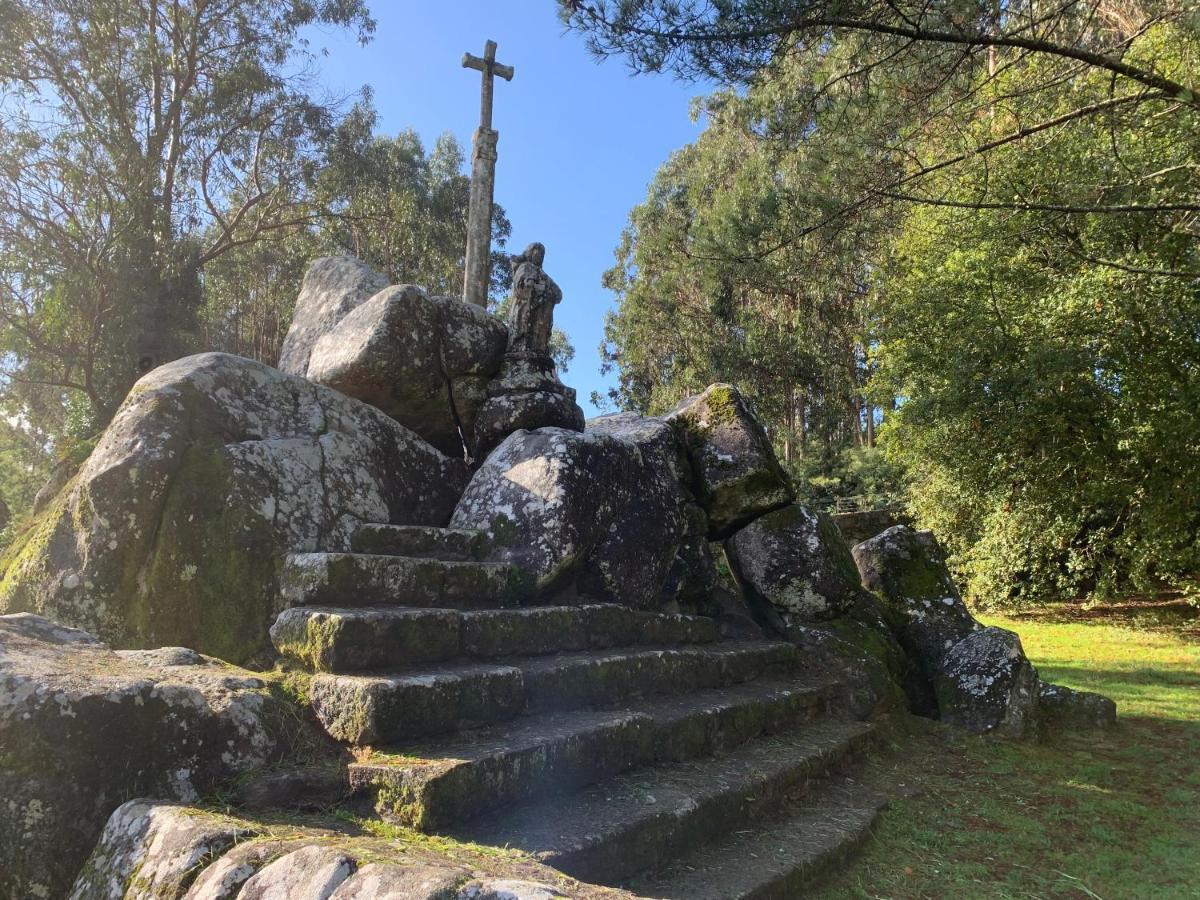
[306,283,509,458]
[0,353,466,664]
[0,615,294,900]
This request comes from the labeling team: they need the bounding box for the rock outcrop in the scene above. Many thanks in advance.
[664,384,793,538]
[725,504,863,624]
[451,415,693,608]
[852,526,980,679]
[851,525,1109,735]
[306,284,509,457]
[72,800,623,900]
[0,615,296,899]
[0,353,466,663]
[277,256,390,376]
[1037,681,1118,729]
[933,626,1040,736]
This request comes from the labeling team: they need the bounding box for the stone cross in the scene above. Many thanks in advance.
[461,39,514,308]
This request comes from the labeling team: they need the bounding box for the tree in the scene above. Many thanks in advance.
[200,101,522,368]
[0,0,374,435]
[873,33,1200,603]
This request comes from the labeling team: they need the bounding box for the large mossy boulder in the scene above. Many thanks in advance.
[934,626,1040,737]
[0,353,466,663]
[851,525,979,679]
[725,503,910,717]
[664,384,793,538]
[725,504,864,624]
[306,284,509,458]
[0,614,299,899]
[277,255,390,376]
[451,415,696,609]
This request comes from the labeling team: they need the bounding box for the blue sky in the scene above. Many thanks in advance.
[306,2,711,415]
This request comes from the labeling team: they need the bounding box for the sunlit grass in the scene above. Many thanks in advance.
[814,604,1200,899]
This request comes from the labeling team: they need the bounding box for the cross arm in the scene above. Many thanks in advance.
[462,53,515,81]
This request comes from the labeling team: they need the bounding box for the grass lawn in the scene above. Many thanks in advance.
[814,601,1200,899]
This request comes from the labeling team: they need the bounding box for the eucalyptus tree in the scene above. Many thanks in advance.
[0,0,374,433]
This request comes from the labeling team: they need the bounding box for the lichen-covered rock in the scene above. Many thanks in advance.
[75,802,634,900]
[278,256,390,376]
[664,384,793,538]
[184,841,293,900]
[237,844,357,899]
[460,881,567,900]
[69,800,254,900]
[473,388,586,461]
[852,526,980,679]
[473,353,585,459]
[0,615,296,899]
[451,416,691,608]
[934,626,1040,737]
[306,284,509,457]
[725,504,865,624]
[330,863,468,899]
[0,353,466,663]
[1038,681,1117,730]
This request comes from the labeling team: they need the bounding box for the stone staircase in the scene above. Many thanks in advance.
[269,523,886,899]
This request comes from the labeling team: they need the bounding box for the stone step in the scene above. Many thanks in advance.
[280,552,532,610]
[309,641,800,744]
[349,678,831,830]
[270,604,719,673]
[446,719,875,887]
[625,780,887,899]
[352,524,489,561]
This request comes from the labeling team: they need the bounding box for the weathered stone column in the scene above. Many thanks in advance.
[463,126,499,308]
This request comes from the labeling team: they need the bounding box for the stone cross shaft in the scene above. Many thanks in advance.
[461,39,514,308]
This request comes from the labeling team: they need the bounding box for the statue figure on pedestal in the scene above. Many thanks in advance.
[506,242,561,355]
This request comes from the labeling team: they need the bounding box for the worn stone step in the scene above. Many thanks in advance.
[625,780,887,899]
[270,604,720,673]
[309,641,800,744]
[352,524,489,560]
[349,678,831,830]
[446,719,875,886]
[280,552,532,610]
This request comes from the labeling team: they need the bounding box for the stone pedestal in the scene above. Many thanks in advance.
[472,352,584,459]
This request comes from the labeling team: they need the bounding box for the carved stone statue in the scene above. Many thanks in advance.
[506,242,561,355]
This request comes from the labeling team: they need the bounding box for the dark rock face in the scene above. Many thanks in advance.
[852,526,980,679]
[451,416,692,609]
[0,353,466,663]
[664,384,793,538]
[726,504,865,624]
[472,357,586,460]
[306,284,509,457]
[277,255,390,376]
[0,615,294,899]
[724,504,912,718]
[934,626,1040,737]
[1038,681,1117,729]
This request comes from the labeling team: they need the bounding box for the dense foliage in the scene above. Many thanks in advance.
[572,2,1200,603]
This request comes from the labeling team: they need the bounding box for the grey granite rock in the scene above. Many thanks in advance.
[1,615,292,899]
[664,384,793,538]
[0,353,466,664]
[306,284,508,457]
[278,256,389,376]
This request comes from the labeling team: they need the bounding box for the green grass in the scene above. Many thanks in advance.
[814,602,1200,899]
